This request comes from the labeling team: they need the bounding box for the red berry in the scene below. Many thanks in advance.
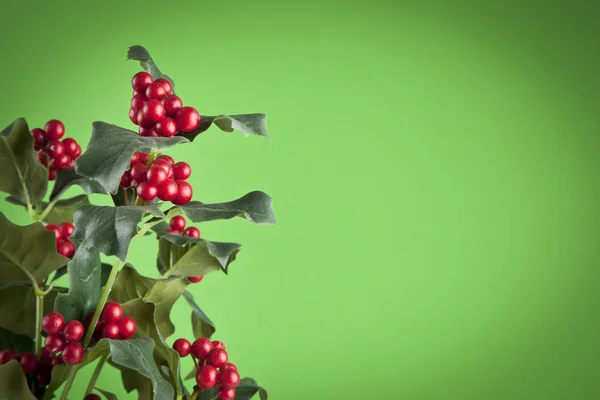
[173,162,192,180]
[53,154,72,170]
[155,155,174,165]
[136,182,158,201]
[220,368,241,389]
[44,120,65,140]
[146,82,167,100]
[44,139,65,158]
[208,347,228,368]
[172,338,191,357]
[34,142,43,151]
[191,338,213,359]
[37,152,49,166]
[212,341,226,350]
[102,322,120,339]
[222,362,237,371]
[62,342,84,365]
[130,163,149,182]
[184,227,200,239]
[217,387,236,400]
[129,108,139,125]
[155,117,177,137]
[45,224,62,243]
[102,302,123,323]
[154,160,174,179]
[188,276,203,283]
[131,93,146,111]
[137,109,156,129]
[162,95,183,116]
[42,312,64,334]
[196,365,218,389]
[31,128,46,144]
[172,181,193,205]
[170,216,186,231]
[155,78,173,95]
[63,320,84,342]
[48,168,57,181]
[143,99,166,122]
[62,138,80,157]
[120,172,132,188]
[19,352,40,375]
[51,355,64,367]
[58,222,75,239]
[85,395,102,400]
[157,179,178,201]
[165,229,180,235]
[57,240,76,258]
[40,348,53,366]
[44,333,65,352]
[130,152,149,166]
[36,367,52,386]
[139,127,159,137]
[146,166,168,185]
[175,107,201,132]
[132,72,153,93]
[0,349,16,365]
[118,316,136,339]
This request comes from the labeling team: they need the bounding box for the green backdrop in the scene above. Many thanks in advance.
[1,0,600,398]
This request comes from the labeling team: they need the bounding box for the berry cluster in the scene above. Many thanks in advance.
[129,72,201,137]
[31,120,82,181]
[173,338,240,399]
[120,152,193,205]
[42,312,85,366]
[166,216,203,283]
[86,302,136,341]
[45,222,76,258]
[0,347,63,387]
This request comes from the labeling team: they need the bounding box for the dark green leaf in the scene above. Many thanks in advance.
[0,326,33,353]
[71,204,165,261]
[75,122,187,194]
[180,114,269,142]
[95,388,118,400]
[0,360,36,400]
[43,363,70,400]
[49,167,107,201]
[183,291,216,339]
[175,191,276,225]
[127,45,176,91]
[55,244,102,322]
[109,265,187,337]
[235,378,268,400]
[6,194,90,225]
[0,213,69,284]
[0,118,48,205]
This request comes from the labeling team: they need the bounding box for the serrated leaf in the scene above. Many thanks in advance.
[0,326,33,353]
[75,122,187,194]
[49,168,107,201]
[158,236,240,278]
[71,204,165,261]
[182,291,216,339]
[54,244,102,322]
[52,261,111,284]
[175,191,276,225]
[127,45,176,91]
[180,114,269,142]
[109,265,187,337]
[0,360,36,400]
[95,387,118,400]
[0,118,48,205]
[6,194,90,225]
[0,213,69,284]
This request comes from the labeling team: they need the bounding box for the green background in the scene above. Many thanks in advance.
[1,0,600,398]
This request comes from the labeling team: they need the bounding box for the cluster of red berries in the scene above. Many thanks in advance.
[172,338,240,400]
[0,347,64,387]
[120,152,193,205]
[86,301,136,341]
[129,72,201,137]
[166,216,204,283]
[42,312,86,366]
[31,120,82,180]
[45,222,76,258]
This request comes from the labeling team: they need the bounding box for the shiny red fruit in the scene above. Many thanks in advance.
[130,163,149,182]
[101,301,123,323]
[44,140,65,158]
[157,179,178,201]
[146,166,168,185]
[36,367,52,386]
[139,127,159,137]
[146,82,167,100]
[188,276,203,283]
[162,95,183,116]
[172,181,193,205]
[143,99,166,122]
[53,154,72,170]
[222,362,237,371]
[0,349,17,365]
[37,152,49,166]
[131,152,149,166]
[191,338,213,359]
[172,338,191,357]
[131,93,146,111]
[137,109,156,129]
[62,342,85,365]
[136,182,158,201]
[196,365,218,389]
[212,341,226,350]
[63,320,84,342]
[57,240,76,258]
[155,78,173,95]
[217,387,236,400]
[219,368,241,389]
[19,352,40,375]
[120,172,132,188]
[156,117,177,137]
[154,160,174,179]
[31,128,46,144]
[62,138,80,158]
[118,316,136,339]
[155,154,175,165]
[170,216,186,231]
[48,168,57,181]
[43,312,64,334]
[44,333,65,353]
[45,224,62,243]
[132,72,153,93]
[129,108,139,125]
[44,120,65,140]
[165,229,180,235]
[173,162,191,180]
[59,222,75,238]
[175,107,201,132]
[184,227,200,238]
[102,322,120,339]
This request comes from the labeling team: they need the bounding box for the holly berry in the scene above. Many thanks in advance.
[196,365,218,389]
[137,109,156,129]
[132,72,153,93]
[36,367,52,386]
[154,159,174,177]
[155,78,173,95]
[136,182,158,201]
[44,120,65,140]
[131,93,146,111]
[101,301,123,323]
[48,169,57,181]
[170,216,186,231]
[146,82,167,100]
[57,240,76,258]
[45,224,62,243]
[85,395,102,400]
[59,222,75,238]
[191,338,213,359]
[19,352,40,375]
[62,138,80,157]
[42,312,65,334]
[175,107,201,132]
[157,179,178,201]
[53,153,72,169]
[162,95,183,117]
[130,163,149,182]
[172,181,193,205]
[219,367,241,389]
[173,162,192,180]
[212,341,226,350]
[44,333,65,353]
[0,349,17,365]
[156,117,177,137]
[102,322,120,339]
[63,320,84,342]
[184,227,200,238]
[146,165,168,186]
[118,316,136,339]
[62,342,85,365]
[129,108,139,125]
[217,387,236,400]
[143,99,166,122]
[173,338,191,357]
[222,362,237,371]
[188,276,203,283]
[155,153,174,164]
[44,139,65,158]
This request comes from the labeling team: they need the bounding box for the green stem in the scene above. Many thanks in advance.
[84,353,108,395]
[34,292,43,357]
[189,388,202,400]
[59,365,79,400]
[83,259,123,347]
[37,196,60,222]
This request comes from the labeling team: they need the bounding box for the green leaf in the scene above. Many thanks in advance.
[75,122,187,194]
[158,236,240,278]
[0,360,37,400]
[6,194,90,225]
[109,265,187,337]
[0,118,48,205]
[54,244,102,322]
[175,191,276,225]
[180,114,269,142]
[0,326,33,353]
[71,204,165,261]
[0,213,69,284]
[96,387,119,400]
[0,284,63,337]
[127,45,176,91]
[43,363,70,400]
[49,167,107,201]
[183,291,216,339]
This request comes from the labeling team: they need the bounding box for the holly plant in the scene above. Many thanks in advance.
[0,45,274,400]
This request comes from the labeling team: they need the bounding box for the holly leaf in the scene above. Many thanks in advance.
[43,363,70,400]
[180,114,269,142]
[75,122,187,194]
[49,168,107,201]
[183,290,216,339]
[158,236,240,277]
[0,326,33,353]
[0,360,37,400]
[54,244,102,322]
[0,213,69,284]
[96,388,118,400]
[0,118,48,205]
[109,265,187,337]
[71,204,165,261]
[127,45,176,91]
[175,191,276,225]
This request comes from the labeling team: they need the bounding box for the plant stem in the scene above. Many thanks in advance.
[59,365,79,400]
[34,291,44,357]
[38,196,59,222]
[189,387,202,400]
[83,258,123,347]
[84,353,108,395]
[124,188,130,206]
